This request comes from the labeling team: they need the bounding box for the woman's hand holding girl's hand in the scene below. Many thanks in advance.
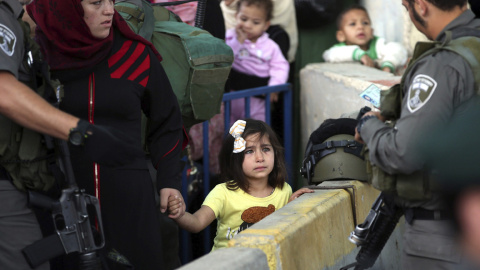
[288,188,315,203]
[166,195,184,219]
[160,188,186,219]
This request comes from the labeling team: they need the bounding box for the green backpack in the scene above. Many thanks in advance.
[115,0,233,129]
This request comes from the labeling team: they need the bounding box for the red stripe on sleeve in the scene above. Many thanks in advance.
[139,76,149,87]
[155,139,180,169]
[88,73,95,124]
[128,54,150,82]
[111,43,146,79]
[108,40,133,67]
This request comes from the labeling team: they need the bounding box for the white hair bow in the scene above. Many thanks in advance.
[229,120,246,153]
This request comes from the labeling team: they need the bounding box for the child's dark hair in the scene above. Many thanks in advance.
[219,119,287,193]
[236,0,273,21]
[336,4,369,29]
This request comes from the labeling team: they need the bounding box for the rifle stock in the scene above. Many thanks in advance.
[341,192,404,270]
[23,138,105,269]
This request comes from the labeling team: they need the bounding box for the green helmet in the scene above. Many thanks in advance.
[301,134,367,184]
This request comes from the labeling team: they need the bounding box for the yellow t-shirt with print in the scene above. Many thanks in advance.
[203,181,292,251]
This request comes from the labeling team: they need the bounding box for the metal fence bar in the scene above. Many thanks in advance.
[224,100,231,135]
[265,94,271,125]
[245,97,251,118]
[201,121,211,254]
[283,86,293,182]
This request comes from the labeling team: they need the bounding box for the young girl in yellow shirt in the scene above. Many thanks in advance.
[168,119,313,250]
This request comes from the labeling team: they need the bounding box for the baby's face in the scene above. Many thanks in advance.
[339,9,373,50]
[235,3,270,43]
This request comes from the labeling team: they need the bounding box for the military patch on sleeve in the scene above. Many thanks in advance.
[407,74,437,113]
[0,24,16,57]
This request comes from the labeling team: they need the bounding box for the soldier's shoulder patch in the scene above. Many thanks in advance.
[407,74,437,113]
[0,23,16,57]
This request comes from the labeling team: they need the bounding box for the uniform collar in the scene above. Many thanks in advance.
[436,9,477,41]
[3,0,24,19]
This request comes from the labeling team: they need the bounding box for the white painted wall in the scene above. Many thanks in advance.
[360,0,429,55]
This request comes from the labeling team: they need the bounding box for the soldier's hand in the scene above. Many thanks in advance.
[71,120,144,166]
[355,111,384,144]
[367,111,386,122]
[354,127,366,144]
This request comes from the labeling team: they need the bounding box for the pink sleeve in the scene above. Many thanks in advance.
[225,29,242,55]
[268,44,290,86]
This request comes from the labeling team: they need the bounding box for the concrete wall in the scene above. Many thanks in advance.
[177,181,404,270]
[299,62,400,151]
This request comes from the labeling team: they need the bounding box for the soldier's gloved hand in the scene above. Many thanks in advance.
[68,119,144,166]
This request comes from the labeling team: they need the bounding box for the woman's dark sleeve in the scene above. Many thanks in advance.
[142,49,185,192]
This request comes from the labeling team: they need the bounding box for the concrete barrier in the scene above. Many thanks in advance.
[299,62,401,151]
[177,247,269,270]
[177,181,404,270]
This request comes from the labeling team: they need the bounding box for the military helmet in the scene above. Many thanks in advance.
[300,119,367,184]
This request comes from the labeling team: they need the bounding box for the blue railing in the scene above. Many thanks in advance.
[180,83,293,264]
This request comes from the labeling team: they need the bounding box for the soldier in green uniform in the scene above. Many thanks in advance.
[0,0,148,268]
[355,0,480,269]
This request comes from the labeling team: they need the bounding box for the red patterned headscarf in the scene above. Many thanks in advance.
[27,0,161,71]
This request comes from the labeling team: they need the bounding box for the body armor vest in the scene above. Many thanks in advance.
[364,27,480,201]
[0,4,62,192]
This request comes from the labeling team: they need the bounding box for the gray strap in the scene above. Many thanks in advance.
[115,5,145,21]
[138,0,155,41]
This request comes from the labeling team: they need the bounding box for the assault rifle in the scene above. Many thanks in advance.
[22,137,105,269]
[340,192,404,270]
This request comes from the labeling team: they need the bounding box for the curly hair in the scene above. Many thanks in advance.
[219,119,287,193]
[236,0,274,21]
